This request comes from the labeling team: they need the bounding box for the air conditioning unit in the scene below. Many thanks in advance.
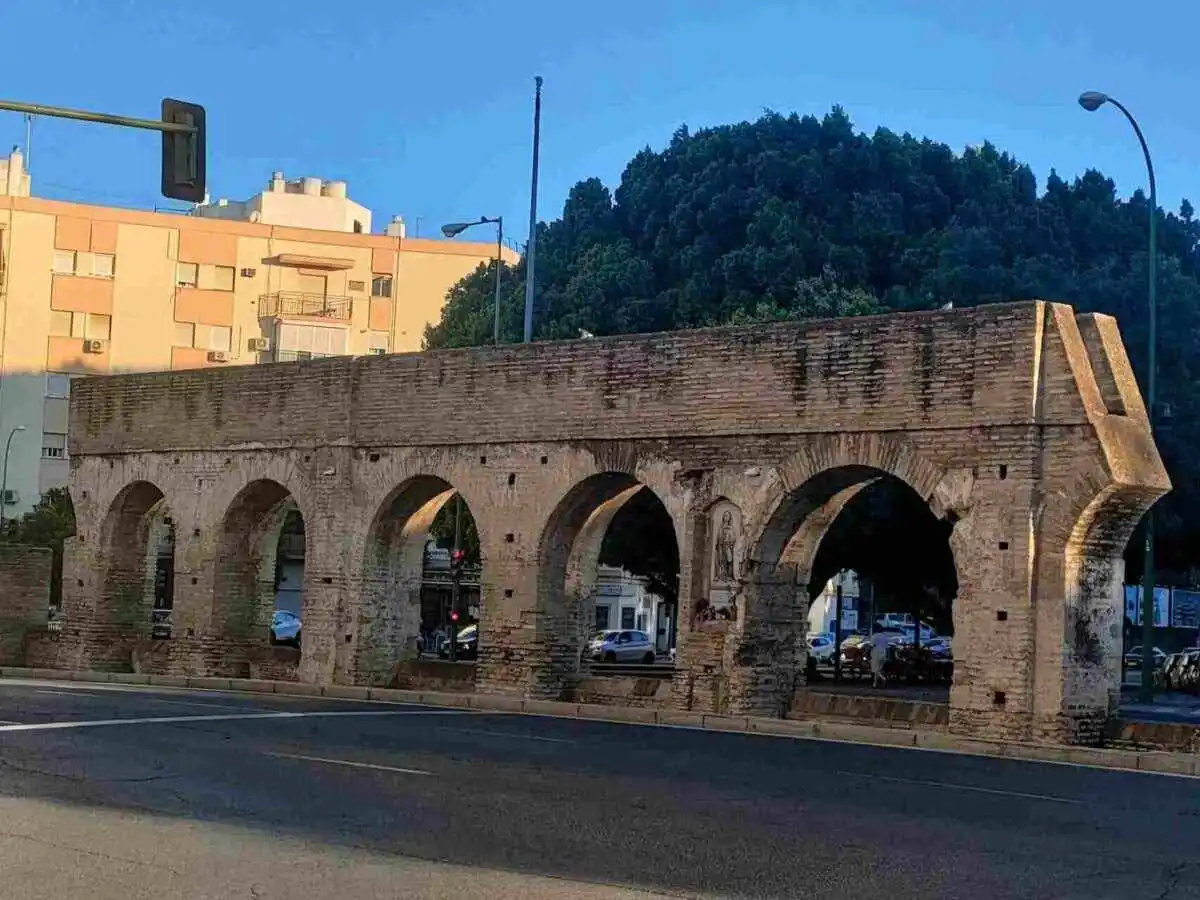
[83,339,105,353]
[207,350,230,363]
[248,337,271,352]
[240,267,257,278]
[1,489,18,505]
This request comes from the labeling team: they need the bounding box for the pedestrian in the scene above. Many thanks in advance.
[870,630,892,688]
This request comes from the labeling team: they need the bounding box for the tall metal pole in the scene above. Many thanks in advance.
[833,582,843,683]
[522,76,543,344]
[0,426,25,531]
[493,217,503,345]
[1080,92,1158,701]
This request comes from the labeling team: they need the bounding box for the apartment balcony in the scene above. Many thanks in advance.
[258,291,352,321]
[274,350,338,364]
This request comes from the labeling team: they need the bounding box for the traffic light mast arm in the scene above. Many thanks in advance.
[0,99,194,134]
[0,96,206,203]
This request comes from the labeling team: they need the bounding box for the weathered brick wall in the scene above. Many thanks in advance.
[58,301,1169,746]
[70,302,1083,457]
[0,545,51,665]
[571,675,672,708]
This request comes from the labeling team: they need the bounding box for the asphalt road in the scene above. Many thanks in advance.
[0,680,1197,899]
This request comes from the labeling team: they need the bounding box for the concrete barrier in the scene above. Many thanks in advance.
[1,666,1196,776]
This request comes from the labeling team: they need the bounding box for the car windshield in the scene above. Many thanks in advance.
[594,631,618,641]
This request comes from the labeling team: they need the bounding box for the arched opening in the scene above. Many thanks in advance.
[213,480,306,649]
[537,473,680,693]
[98,480,176,641]
[1065,484,1164,721]
[357,476,481,684]
[744,466,957,714]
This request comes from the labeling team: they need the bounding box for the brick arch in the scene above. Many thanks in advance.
[748,433,951,567]
[352,474,481,684]
[532,471,681,695]
[211,477,307,643]
[1052,471,1169,732]
[94,479,175,655]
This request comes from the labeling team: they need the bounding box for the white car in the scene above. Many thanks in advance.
[807,634,837,664]
[588,630,657,664]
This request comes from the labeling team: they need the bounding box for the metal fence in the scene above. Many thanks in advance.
[258,291,352,321]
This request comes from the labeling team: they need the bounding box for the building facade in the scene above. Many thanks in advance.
[0,150,515,518]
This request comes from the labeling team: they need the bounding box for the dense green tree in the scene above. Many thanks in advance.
[0,488,76,605]
[426,108,1200,583]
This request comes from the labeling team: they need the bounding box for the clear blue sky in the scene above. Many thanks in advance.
[1,0,1195,241]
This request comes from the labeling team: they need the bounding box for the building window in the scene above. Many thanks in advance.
[50,311,106,339]
[175,262,198,288]
[368,331,389,355]
[352,220,363,234]
[620,607,636,630]
[173,322,195,348]
[49,310,74,337]
[45,373,71,398]
[86,313,112,341]
[198,264,235,291]
[371,275,392,298]
[594,605,610,632]
[91,253,115,278]
[52,250,76,275]
[41,433,67,460]
[194,323,232,352]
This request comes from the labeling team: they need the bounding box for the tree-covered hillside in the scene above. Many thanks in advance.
[425,107,1200,585]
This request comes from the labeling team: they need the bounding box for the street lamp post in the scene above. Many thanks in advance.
[442,216,503,345]
[1079,90,1158,701]
[0,425,27,531]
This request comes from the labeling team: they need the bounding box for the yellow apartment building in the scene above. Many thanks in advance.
[0,148,516,519]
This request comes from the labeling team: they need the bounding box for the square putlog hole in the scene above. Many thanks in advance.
[505,533,515,543]
[540,455,548,465]
[996,610,1008,622]
[480,455,488,465]
[507,473,516,486]
[998,541,1009,551]
[998,464,1008,480]
[993,691,1007,707]
[504,589,513,599]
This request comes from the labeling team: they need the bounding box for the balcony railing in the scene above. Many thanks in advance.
[274,350,337,364]
[258,291,352,321]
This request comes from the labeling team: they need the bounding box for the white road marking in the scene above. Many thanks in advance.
[267,751,432,776]
[433,726,574,744]
[34,689,249,711]
[0,708,473,735]
[835,769,1082,805]
[139,697,263,712]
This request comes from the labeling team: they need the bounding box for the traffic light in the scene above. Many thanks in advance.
[450,549,465,575]
[161,98,206,203]
[450,610,460,623]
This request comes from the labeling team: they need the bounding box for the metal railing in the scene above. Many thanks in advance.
[274,350,337,364]
[258,291,352,321]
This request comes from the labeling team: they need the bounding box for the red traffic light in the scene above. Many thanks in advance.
[450,611,460,622]
[451,549,465,562]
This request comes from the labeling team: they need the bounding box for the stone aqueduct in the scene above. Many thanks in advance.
[57,300,1167,744]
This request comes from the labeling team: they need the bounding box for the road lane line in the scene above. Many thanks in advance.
[432,726,575,744]
[267,751,432,776]
[0,708,474,734]
[835,769,1082,804]
[33,690,251,712]
[34,690,81,697]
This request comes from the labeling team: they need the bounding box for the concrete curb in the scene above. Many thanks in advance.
[1,666,1195,777]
